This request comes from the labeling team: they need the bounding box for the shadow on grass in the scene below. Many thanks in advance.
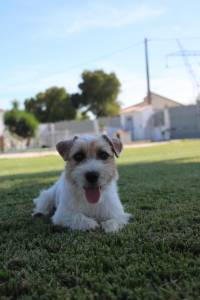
[1,158,200,230]
[0,169,61,182]
[1,156,200,181]
[0,158,200,223]
[1,158,200,200]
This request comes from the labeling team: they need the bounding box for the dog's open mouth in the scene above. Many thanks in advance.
[84,186,101,204]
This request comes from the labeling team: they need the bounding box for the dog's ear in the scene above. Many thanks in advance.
[56,136,78,161]
[102,134,123,158]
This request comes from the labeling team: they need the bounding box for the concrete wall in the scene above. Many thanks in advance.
[38,116,128,148]
[41,102,197,146]
[54,119,98,135]
[39,119,98,147]
[169,105,200,139]
[98,116,121,128]
[98,116,121,137]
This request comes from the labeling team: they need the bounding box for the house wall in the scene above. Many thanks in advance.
[120,106,154,141]
[121,94,182,141]
[133,112,145,140]
[120,113,130,129]
[144,94,180,110]
[133,107,154,140]
[141,107,154,140]
[152,109,171,141]
[0,111,4,136]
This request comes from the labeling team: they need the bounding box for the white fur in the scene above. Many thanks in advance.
[32,136,131,232]
[33,173,130,232]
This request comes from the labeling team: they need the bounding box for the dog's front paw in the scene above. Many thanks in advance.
[101,213,131,233]
[122,212,132,223]
[52,211,99,231]
[101,219,124,233]
[79,217,99,231]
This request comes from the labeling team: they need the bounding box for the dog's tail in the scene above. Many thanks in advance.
[32,184,56,216]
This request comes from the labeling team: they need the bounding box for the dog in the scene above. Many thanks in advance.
[32,135,131,232]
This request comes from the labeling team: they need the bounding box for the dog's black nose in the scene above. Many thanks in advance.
[85,171,99,184]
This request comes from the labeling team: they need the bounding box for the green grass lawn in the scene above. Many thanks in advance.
[1,140,200,300]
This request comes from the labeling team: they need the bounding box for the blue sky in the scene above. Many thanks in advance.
[1,0,200,110]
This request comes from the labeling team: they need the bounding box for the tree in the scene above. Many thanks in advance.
[25,87,76,123]
[71,70,121,117]
[4,101,38,145]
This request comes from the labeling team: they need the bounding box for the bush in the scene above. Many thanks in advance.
[4,109,38,140]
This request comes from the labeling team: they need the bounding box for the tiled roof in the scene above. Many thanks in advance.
[121,102,150,113]
[147,92,182,106]
[121,92,182,114]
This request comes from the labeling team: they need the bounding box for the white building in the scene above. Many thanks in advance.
[120,92,182,141]
[0,109,4,136]
[0,109,5,151]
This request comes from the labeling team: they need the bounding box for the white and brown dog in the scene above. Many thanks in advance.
[32,135,131,232]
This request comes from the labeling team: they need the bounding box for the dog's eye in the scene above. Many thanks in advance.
[73,152,85,162]
[98,151,110,160]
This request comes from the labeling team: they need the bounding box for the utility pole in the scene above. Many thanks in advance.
[144,38,151,104]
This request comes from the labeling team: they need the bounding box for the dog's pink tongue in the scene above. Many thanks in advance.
[84,187,101,203]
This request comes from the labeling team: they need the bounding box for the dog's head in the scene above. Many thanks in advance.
[56,135,122,204]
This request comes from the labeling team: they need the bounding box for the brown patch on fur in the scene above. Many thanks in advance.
[88,140,98,158]
[102,135,123,157]
[63,136,118,188]
[102,159,117,183]
[56,136,78,161]
[65,139,87,185]
[95,138,114,157]
[94,138,117,180]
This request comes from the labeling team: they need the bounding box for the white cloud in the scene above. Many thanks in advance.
[65,5,164,34]
[28,3,164,39]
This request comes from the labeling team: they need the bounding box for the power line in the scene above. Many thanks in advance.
[19,36,200,103]
[62,40,143,72]
[50,37,200,75]
[168,50,200,56]
[166,39,200,92]
[176,39,200,91]
[149,36,200,42]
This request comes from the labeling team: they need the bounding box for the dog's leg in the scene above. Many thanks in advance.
[52,204,99,231]
[32,185,56,216]
[101,213,131,233]
[100,186,132,233]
